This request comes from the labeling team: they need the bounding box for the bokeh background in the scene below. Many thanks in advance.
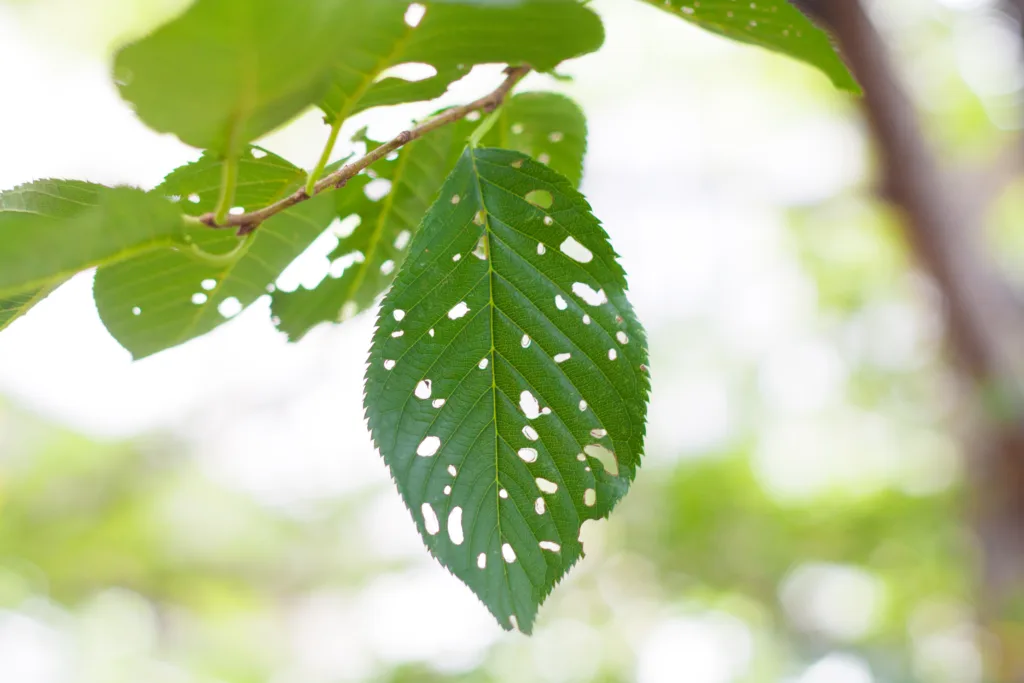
[0,0,1020,681]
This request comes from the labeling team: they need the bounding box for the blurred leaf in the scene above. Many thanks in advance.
[93,147,334,359]
[271,92,588,340]
[0,281,64,331]
[0,180,184,297]
[364,147,649,632]
[319,0,605,123]
[114,0,353,152]
[640,0,860,93]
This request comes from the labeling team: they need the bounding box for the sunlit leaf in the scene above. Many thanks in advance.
[93,147,335,359]
[640,0,859,92]
[364,147,649,632]
[0,180,184,298]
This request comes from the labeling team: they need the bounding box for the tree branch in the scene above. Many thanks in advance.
[199,65,531,234]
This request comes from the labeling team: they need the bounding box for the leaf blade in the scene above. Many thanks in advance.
[364,147,649,632]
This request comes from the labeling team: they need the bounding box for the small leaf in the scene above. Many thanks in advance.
[114,0,353,152]
[0,282,65,332]
[0,180,184,297]
[320,0,605,123]
[271,92,589,340]
[93,147,334,359]
[364,148,649,632]
[641,0,859,93]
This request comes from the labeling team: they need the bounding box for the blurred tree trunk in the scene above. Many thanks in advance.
[798,0,1024,679]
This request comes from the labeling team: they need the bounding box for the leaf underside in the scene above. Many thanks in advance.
[271,92,589,341]
[0,180,183,298]
[0,282,64,332]
[642,0,859,92]
[93,147,335,359]
[364,148,649,633]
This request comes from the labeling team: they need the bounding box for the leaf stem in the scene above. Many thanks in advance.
[213,154,239,225]
[306,119,344,195]
[199,65,531,232]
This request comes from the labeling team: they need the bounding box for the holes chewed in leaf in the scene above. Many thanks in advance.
[608,349,618,361]
[201,279,216,291]
[585,443,619,476]
[535,497,546,514]
[478,357,489,369]
[191,293,207,305]
[560,236,593,263]
[432,398,446,409]
[525,189,553,209]
[477,553,487,569]
[187,193,200,204]
[444,485,452,495]
[364,178,392,202]
[584,489,597,507]
[572,282,607,306]
[511,123,525,135]
[579,399,588,411]
[522,425,539,441]
[520,390,540,419]
[539,541,561,552]
[417,436,441,457]
[538,153,551,165]
[616,331,629,344]
[250,148,267,159]
[218,297,242,318]
[472,235,488,260]
[393,309,406,321]
[590,428,607,438]
[447,301,470,319]
[502,543,517,563]
[518,447,538,463]
[384,359,396,370]
[422,503,439,535]
[543,215,554,227]
[391,330,404,338]
[448,507,464,545]
[452,253,462,262]
[447,464,457,476]
[554,353,571,364]
[377,62,437,83]
[499,488,508,499]
[380,259,395,275]
[582,314,591,325]
[404,3,426,27]
[537,242,547,255]
[473,210,485,226]
[451,194,461,205]
[549,131,564,143]
[415,379,432,399]
[555,295,568,311]
[394,230,412,250]
[521,334,531,348]
[132,306,142,316]
[536,478,558,494]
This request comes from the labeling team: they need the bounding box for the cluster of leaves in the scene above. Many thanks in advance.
[0,0,855,631]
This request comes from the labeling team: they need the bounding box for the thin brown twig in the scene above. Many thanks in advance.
[199,65,532,234]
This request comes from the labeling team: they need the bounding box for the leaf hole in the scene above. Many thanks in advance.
[444,485,452,495]
[536,478,558,494]
[376,62,436,83]
[548,132,564,143]
[191,293,207,305]
[384,359,397,370]
[421,503,439,535]
[466,111,481,122]
[499,488,509,499]
[511,123,525,134]
[477,552,487,568]
[511,159,523,169]
[502,543,517,563]
[538,153,551,165]
[537,242,547,255]
[187,193,200,204]
[473,210,486,226]
[251,148,267,159]
[429,328,435,337]
[518,447,538,463]
[582,314,591,325]
[539,541,561,552]
[472,235,488,260]
[584,489,597,507]
[579,399,588,411]
[331,214,362,238]
[393,309,406,321]
[229,206,245,216]
[451,193,461,205]
[521,334,531,348]
[478,357,489,369]
[554,353,571,364]
[525,189,553,209]
[522,425,539,441]
[616,331,629,344]
[535,497,546,514]
[415,379,432,400]
[131,306,141,316]
[543,216,554,227]
[560,237,593,263]
[447,464,457,476]
[393,230,411,250]
[404,2,426,27]
[391,330,404,338]
[585,443,619,476]
[380,259,395,275]
[432,398,446,408]
[364,178,392,202]
[608,349,618,361]
[590,428,607,439]
[201,278,217,291]
[447,507,464,545]
[452,253,462,262]
[447,301,470,319]
[417,436,441,457]
[555,295,568,311]
[218,297,242,318]
[519,390,540,419]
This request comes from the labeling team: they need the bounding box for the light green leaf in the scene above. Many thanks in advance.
[114,0,353,153]
[271,92,588,340]
[640,0,859,92]
[320,0,605,123]
[0,282,65,332]
[0,180,185,298]
[93,147,335,359]
[364,148,649,632]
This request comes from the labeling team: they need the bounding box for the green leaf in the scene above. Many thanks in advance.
[271,92,588,340]
[363,148,649,632]
[0,180,185,298]
[114,0,353,153]
[93,147,335,359]
[640,0,859,93]
[0,282,64,332]
[320,0,605,124]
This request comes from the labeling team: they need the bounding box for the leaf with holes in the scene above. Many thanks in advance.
[93,147,335,359]
[364,148,649,632]
[271,91,588,340]
[640,0,859,92]
[0,180,185,298]
[319,0,604,124]
[114,0,353,153]
[0,282,64,332]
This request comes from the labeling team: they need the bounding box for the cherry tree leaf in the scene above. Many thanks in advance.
[364,148,649,632]
[320,0,604,124]
[0,180,184,298]
[0,282,65,332]
[641,0,859,92]
[271,92,588,341]
[93,147,334,359]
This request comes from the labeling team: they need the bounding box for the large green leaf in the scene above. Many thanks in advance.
[0,282,65,332]
[271,92,588,340]
[0,180,184,298]
[114,0,353,152]
[364,148,649,632]
[320,0,605,123]
[93,147,335,359]
[640,0,859,92]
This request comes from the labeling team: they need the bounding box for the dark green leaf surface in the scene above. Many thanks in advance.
[320,0,604,123]
[93,147,334,359]
[271,92,588,340]
[0,180,184,298]
[114,0,353,152]
[641,0,859,92]
[0,282,64,332]
[364,148,649,632]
